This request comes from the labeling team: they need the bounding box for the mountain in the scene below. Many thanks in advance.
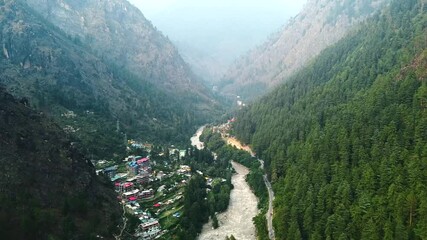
[174,40,228,85]
[233,0,427,238]
[0,0,222,158]
[22,0,214,99]
[0,86,121,239]
[131,0,304,85]
[220,0,388,100]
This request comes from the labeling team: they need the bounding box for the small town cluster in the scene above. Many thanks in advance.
[94,140,214,239]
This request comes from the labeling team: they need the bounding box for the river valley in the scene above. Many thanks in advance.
[191,126,258,239]
[198,161,258,240]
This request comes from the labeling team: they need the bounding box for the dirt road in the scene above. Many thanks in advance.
[264,173,276,239]
[198,162,258,240]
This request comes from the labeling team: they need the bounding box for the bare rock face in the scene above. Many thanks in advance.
[220,0,388,100]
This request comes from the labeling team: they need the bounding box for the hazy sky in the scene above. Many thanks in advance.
[128,0,307,73]
[129,0,306,19]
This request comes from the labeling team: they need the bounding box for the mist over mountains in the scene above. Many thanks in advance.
[0,0,426,239]
[1,0,224,159]
[220,0,389,100]
[129,0,306,83]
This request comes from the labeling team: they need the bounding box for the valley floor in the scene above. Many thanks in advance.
[223,132,276,240]
[198,161,258,240]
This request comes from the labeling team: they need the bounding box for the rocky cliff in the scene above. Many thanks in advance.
[220,0,388,100]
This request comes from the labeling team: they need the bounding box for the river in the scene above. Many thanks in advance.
[190,126,205,150]
[224,136,276,240]
[198,161,258,240]
[190,126,258,240]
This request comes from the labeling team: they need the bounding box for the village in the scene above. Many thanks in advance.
[94,140,219,240]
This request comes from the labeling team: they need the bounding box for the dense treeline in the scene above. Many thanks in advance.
[184,146,231,179]
[173,146,233,239]
[184,146,233,214]
[176,174,209,240]
[234,0,427,239]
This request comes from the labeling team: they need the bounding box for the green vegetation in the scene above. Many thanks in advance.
[169,146,233,239]
[201,129,268,207]
[185,146,233,185]
[225,234,237,240]
[0,87,121,239]
[201,128,270,239]
[326,0,375,24]
[0,0,222,160]
[176,174,210,239]
[234,0,427,239]
[253,212,269,240]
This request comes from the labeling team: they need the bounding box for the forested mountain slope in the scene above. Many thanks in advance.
[22,0,218,108]
[220,0,387,100]
[234,0,427,238]
[0,86,121,239]
[0,0,220,158]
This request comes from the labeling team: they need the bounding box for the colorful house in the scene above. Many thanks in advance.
[103,165,118,178]
[139,220,161,240]
[127,161,139,176]
[139,189,154,200]
[122,189,140,199]
[137,157,150,166]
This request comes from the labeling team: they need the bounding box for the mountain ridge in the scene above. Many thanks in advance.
[1,0,222,158]
[22,0,216,101]
[220,0,388,100]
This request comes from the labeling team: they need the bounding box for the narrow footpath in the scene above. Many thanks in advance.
[114,203,127,240]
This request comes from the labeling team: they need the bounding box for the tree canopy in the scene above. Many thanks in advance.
[234,0,427,239]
